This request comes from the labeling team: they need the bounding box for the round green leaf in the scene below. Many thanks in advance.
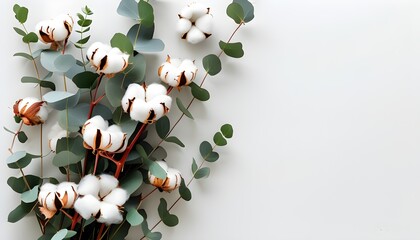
[227,3,244,24]
[125,53,147,83]
[126,208,144,226]
[158,198,179,227]
[7,151,27,164]
[202,54,222,76]
[105,76,125,107]
[138,0,154,27]
[120,170,143,195]
[194,167,210,179]
[72,71,99,89]
[111,33,134,54]
[155,116,170,139]
[17,131,28,143]
[179,178,192,201]
[21,185,39,203]
[213,132,227,146]
[199,141,213,159]
[22,32,38,43]
[117,0,139,19]
[43,90,80,110]
[206,152,219,163]
[8,175,41,193]
[176,97,193,119]
[14,5,28,23]
[233,0,255,22]
[8,202,35,223]
[221,124,234,138]
[219,41,244,58]
[52,229,77,240]
[52,151,83,168]
[189,82,210,101]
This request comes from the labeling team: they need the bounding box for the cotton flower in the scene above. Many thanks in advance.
[158,55,198,88]
[74,174,129,225]
[82,115,127,153]
[148,160,182,192]
[38,182,78,219]
[36,14,74,49]
[48,122,67,152]
[177,3,213,44]
[13,97,48,126]
[86,42,129,77]
[121,83,172,124]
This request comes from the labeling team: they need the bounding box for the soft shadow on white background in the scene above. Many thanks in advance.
[1,0,420,239]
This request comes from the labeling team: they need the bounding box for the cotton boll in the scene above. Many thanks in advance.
[102,54,128,74]
[103,188,129,206]
[145,84,167,100]
[57,182,78,208]
[129,105,150,124]
[44,193,60,211]
[78,174,100,197]
[106,126,127,153]
[74,195,101,219]
[48,123,67,152]
[161,168,182,192]
[38,183,57,204]
[179,6,193,19]
[14,97,48,125]
[195,14,213,35]
[190,3,209,21]
[98,174,119,198]
[121,84,145,114]
[177,18,192,34]
[186,26,206,44]
[97,202,123,225]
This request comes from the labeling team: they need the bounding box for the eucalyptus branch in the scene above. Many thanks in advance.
[8,122,24,154]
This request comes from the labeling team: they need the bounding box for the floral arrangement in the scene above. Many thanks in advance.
[6,0,254,239]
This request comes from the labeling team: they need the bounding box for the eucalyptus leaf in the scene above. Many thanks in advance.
[202,54,222,76]
[52,151,83,168]
[55,136,85,155]
[199,141,213,159]
[219,41,244,58]
[7,151,27,164]
[127,23,164,53]
[221,124,234,138]
[134,39,165,53]
[189,82,210,101]
[165,136,185,148]
[40,51,76,73]
[111,33,134,55]
[151,146,167,160]
[8,201,35,223]
[191,158,198,173]
[126,207,144,226]
[17,131,28,143]
[58,103,113,132]
[227,3,245,24]
[158,198,179,227]
[43,90,80,110]
[72,71,99,89]
[40,80,56,91]
[213,132,227,146]
[13,52,34,60]
[22,32,38,43]
[194,167,210,179]
[179,178,192,201]
[117,0,139,19]
[21,76,39,84]
[13,4,28,24]
[120,170,143,195]
[21,185,39,203]
[124,53,147,83]
[105,76,125,107]
[176,98,193,119]
[51,229,77,240]
[8,175,41,193]
[155,116,170,139]
[138,0,154,27]
[127,23,154,41]
[206,152,219,163]
[13,27,26,36]
[233,0,255,22]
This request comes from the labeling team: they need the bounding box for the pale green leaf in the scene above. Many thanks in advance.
[21,185,39,203]
[111,33,133,54]
[219,41,244,58]
[202,54,222,76]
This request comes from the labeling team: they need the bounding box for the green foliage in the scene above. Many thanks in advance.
[194,167,210,179]
[51,229,77,240]
[213,132,227,146]
[117,0,139,19]
[140,209,162,240]
[165,136,185,148]
[111,33,134,55]
[43,90,80,110]
[109,221,131,240]
[233,0,255,23]
[176,97,193,119]
[202,54,222,76]
[105,76,125,107]
[221,124,234,138]
[58,103,112,132]
[52,151,84,168]
[55,136,85,155]
[227,3,245,24]
[21,185,39,203]
[191,158,198,173]
[156,116,170,139]
[120,170,143,195]
[21,76,56,91]
[40,51,76,73]
[22,32,38,43]
[7,151,37,169]
[13,52,33,60]
[13,27,26,36]
[13,4,28,24]
[124,53,147,83]
[138,0,154,27]
[8,201,36,223]
[127,24,165,53]
[17,131,28,143]
[200,141,220,162]
[136,145,167,179]
[126,207,144,226]
[189,82,210,101]
[219,41,244,58]
[7,175,41,193]
[158,198,179,227]
[179,178,192,201]
[72,71,99,89]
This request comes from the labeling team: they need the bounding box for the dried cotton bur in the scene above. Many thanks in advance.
[158,55,198,89]
[36,14,74,50]
[148,160,182,192]
[121,83,172,124]
[13,97,48,126]
[177,3,213,44]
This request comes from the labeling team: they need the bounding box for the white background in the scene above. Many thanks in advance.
[1,0,420,239]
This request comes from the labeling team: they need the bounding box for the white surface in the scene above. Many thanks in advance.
[2,0,420,239]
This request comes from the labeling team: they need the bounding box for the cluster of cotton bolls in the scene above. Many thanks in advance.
[86,42,130,77]
[148,160,182,192]
[121,83,172,124]
[36,14,74,49]
[158,55,198,88]
[177,3,213,44]
[13,97,48,126]
[38,182,78,219]
[74,174,129,225]
[82,115,127,153]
